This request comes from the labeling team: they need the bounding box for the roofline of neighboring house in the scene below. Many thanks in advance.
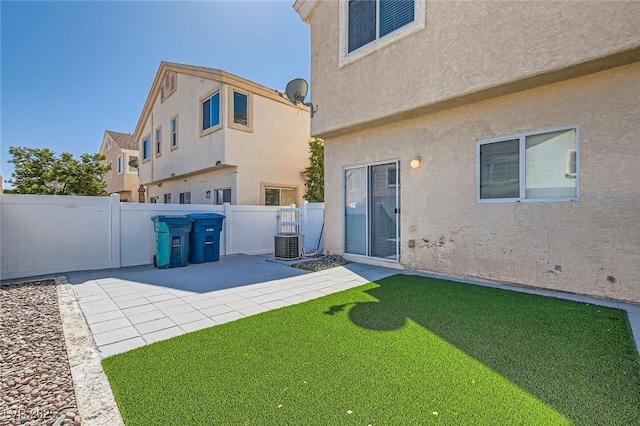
[139,163,237,187]
[133,61,309,142]
[312,46,640,140]
[100,130,137,154]
[293,0,318,23]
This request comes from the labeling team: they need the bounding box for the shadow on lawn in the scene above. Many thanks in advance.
[326,274,640,425]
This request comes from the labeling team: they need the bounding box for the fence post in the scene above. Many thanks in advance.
[223,202,230,256]
[110,194,121,268]
[300,201,308,245]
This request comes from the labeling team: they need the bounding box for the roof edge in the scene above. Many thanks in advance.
[293,0,318,23]
[133,62,309,142]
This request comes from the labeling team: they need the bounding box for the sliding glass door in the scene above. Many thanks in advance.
[344,161,399,261]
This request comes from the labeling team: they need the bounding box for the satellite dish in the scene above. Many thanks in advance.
[128,158,139,168]
[284,78,316,117]
[285,78,309,105]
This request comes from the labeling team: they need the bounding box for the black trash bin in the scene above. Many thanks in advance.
[187,213,225,264]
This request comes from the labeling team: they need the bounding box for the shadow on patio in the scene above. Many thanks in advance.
[65,253,311,293]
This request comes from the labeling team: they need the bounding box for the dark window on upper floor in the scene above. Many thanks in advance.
[348,0,415,53]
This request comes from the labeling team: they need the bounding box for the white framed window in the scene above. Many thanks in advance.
[142,136,151,161]
[233,91,248,126]
[214,188,231,205]
[339,0,425,67]
[128,155,138,173]
[163,193,171,204]
[155,127,162,156]
[228,89,253,132]
[265,187,296,206]
[179,191,191,204]
[201,91,221,135]
[150,196,159,204]
[477,126,579,203]
[170,116,178,149]
[117,155,124,174]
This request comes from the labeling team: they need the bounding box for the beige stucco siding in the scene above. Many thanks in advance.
[136,64,311,205]
[226,93,310,205]
[308,1,640,138]
[139,74,225,184]
[324,62,640,302]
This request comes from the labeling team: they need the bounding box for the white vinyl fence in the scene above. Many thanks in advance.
[0,194,324,281]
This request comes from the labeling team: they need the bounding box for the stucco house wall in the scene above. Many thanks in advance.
[136,62,310,206]
[100,131,139,201]
[297,0,640,303]
[300,0,640,138]
[324,63,639,302]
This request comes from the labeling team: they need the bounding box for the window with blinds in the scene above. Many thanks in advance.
[348,0,415,53]
[478,127,579,202]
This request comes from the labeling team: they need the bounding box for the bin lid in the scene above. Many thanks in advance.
[186,213,225,220]
[151,215,194,225]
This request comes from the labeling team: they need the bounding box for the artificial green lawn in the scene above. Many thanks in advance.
[102,275,640,425]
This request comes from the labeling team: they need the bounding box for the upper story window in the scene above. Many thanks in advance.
[155,127,162,157]
[340,0,425,67]
[171,116,178,149]
[117,154,124,174]
[163,193,171,204]
[478,126,579,202]
[201,91,221,135]
[233,92,248,126]
[348,0,414,52]
[128,155,138,173]
[229,89,253,132]
[142,136,151,161]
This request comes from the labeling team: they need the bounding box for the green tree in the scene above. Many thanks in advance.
[7,146,111,196]
[303,138,324,202]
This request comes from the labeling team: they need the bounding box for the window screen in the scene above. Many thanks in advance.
[379,0,415,37]
[348,0,376,52]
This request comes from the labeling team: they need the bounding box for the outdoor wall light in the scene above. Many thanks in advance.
[410,156,422,169]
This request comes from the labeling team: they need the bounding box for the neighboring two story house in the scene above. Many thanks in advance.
[99,130,140,201]
[295,1,640,303]
[133,62,311,206]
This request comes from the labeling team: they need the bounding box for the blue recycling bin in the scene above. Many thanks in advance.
[151,215,193,268]
[187,213,225,263]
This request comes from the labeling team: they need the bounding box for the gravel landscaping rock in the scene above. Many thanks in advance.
[291,254,350,272]
[1,280,81,425]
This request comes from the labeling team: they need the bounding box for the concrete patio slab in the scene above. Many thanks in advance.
[65,254,396,358]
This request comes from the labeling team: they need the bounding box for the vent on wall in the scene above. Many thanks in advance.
[274,233,304,260]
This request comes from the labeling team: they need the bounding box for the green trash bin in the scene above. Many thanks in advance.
[187,213,225,263]
[151,215,193,268]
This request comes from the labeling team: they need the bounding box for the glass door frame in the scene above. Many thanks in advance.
[343,160,400,262]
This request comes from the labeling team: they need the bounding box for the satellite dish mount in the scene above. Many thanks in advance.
[285,78,316,117]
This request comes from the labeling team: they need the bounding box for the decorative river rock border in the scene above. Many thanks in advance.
[1,280,81,426]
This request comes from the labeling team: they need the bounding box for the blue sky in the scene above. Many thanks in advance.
[1,0,310,187]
